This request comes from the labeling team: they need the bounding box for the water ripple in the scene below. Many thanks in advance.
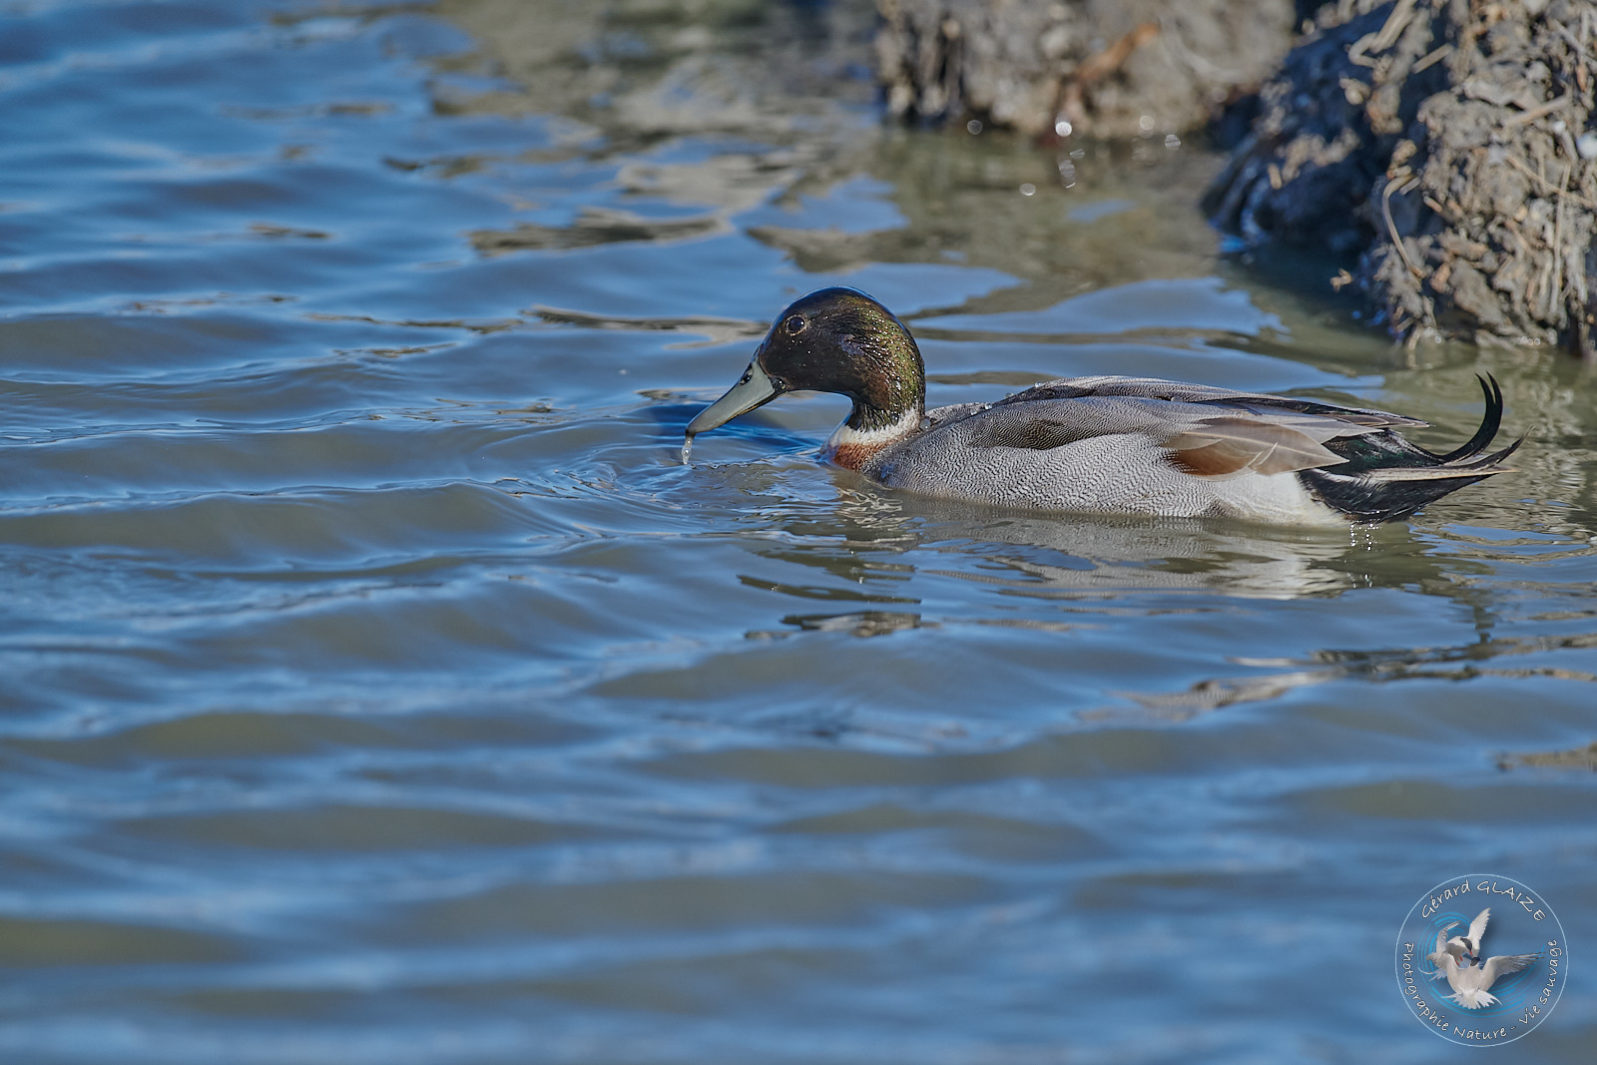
[1,0,1594,1062]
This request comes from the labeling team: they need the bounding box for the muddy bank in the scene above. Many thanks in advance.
[875,0,1298,139]
[877,1,1597,354]
[1207,0,1597,353]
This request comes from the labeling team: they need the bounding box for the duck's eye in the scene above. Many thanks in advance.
[784,315,806,335]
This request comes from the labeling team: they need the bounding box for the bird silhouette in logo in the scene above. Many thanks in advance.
[1426,908,1540,1009]
[1446,908,1491,964]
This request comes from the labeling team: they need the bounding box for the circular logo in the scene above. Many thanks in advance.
[1394,874,1567,1045]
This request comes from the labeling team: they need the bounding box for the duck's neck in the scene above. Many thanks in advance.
[824,317,926,469]
[846,391,924,433]
[825,402,924,471]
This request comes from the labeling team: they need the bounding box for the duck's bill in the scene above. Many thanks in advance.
[681,360,781,463]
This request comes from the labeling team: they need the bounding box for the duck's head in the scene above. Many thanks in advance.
[682,287,925,461]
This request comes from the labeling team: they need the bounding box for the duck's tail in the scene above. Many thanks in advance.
[1299,375,1521,523]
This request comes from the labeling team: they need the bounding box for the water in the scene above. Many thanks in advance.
[2,1,1594,1062]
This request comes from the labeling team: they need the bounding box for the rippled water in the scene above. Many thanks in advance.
[2,2,1594,1062]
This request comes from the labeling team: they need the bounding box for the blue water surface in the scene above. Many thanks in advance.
[1,2,1594,1063]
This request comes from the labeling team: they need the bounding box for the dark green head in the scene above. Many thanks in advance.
[755,287,926,423]
[683,288,926,457]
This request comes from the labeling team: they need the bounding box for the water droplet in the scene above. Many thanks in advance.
[1138,114,1155,133]
[1164,133,1180,149]
[1054,119,1073,137]
[966,119,983,135]
[1019,183,1036,197]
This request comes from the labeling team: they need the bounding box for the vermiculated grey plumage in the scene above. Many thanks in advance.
[866,374,1517,523]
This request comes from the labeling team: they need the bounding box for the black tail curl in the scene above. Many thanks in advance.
[1300,374,1522,523]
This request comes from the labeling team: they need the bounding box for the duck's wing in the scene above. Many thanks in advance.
[963,389,1381,477]
[994,375,1429,430]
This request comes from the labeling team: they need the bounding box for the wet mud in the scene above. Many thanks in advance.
[874,0,1298,139]
[877,0,1597,353]
[1207,0,1597,353]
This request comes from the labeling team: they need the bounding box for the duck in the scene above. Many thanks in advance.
[682,287,1519,524]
